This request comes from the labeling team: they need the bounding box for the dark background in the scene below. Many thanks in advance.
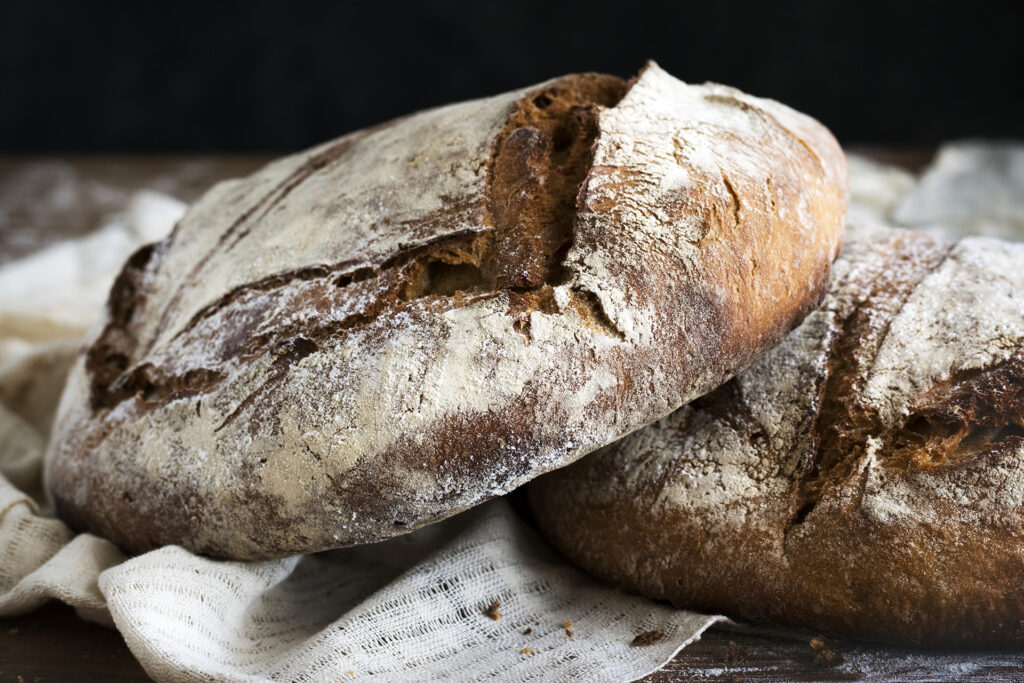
[2,1,1022,152]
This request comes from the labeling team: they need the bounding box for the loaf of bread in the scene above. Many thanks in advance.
[529,223,1024,644]
[46,63,847,559]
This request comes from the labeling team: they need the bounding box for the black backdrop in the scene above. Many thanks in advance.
[2,1,1022,152]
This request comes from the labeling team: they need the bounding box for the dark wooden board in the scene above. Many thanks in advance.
[653,627,1024,682]
[4,603,1022,682]
[0,603,149,682]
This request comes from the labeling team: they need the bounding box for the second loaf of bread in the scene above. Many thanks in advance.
[530,222,1024,644]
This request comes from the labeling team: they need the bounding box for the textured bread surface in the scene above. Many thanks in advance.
[529,223,1024,644]
[46,63,847,559]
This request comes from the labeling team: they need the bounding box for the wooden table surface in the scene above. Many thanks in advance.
[2,152,1022,682]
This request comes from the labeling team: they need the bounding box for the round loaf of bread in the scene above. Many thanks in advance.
[529,223,1024,644]
[46,63,846,559]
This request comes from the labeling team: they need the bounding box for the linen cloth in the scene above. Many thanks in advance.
[1,144,1021,681]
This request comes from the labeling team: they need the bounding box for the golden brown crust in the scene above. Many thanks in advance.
[529,224,1024,645]
[46,63,846,559]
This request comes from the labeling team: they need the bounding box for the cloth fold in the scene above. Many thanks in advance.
[101,504,720,682]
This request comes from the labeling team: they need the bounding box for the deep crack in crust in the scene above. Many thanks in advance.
[785,235,954,532]
[529,225,1024,645]
[84,74,628,415]
[47,63,847,559]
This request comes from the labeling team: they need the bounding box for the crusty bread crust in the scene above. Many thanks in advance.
[530,223,1024,645]
[46,63,846,559]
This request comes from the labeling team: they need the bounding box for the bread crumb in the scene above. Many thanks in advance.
[561,620,572,629]
[347,671,354,676]
[565,628,573,639]
[484,600,502,620]
[723,640,746,666]
[809,635,845,667]
[630,630,666,647]
[522,627,533,635]
[520,647,533,655]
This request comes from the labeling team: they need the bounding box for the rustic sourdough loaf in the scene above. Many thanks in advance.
[529,222,1024,644]
[46,63,847,559]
